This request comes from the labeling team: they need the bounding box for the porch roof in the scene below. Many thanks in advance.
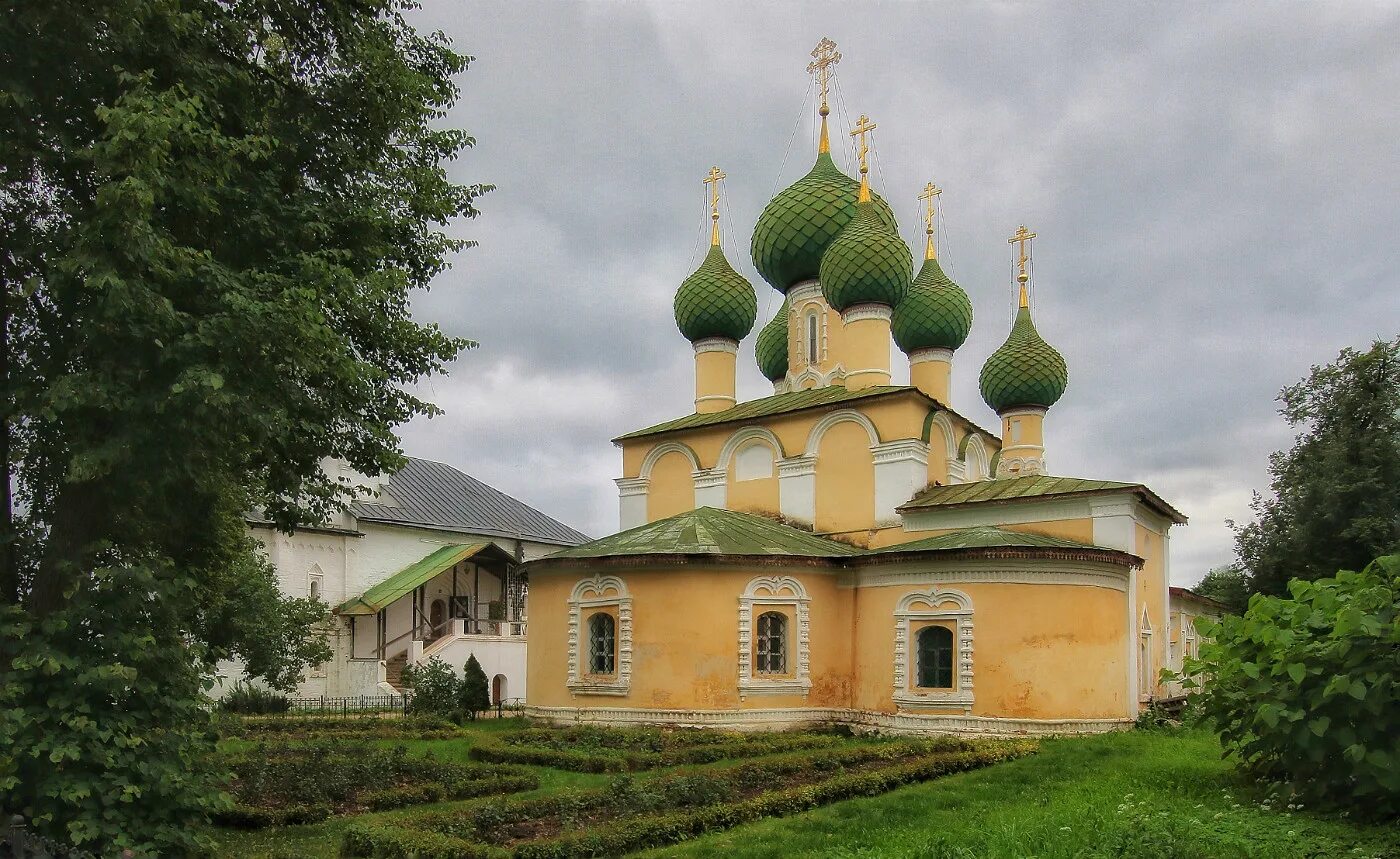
[335,542,514,616]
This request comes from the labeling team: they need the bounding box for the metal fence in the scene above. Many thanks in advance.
[279,694,413,717]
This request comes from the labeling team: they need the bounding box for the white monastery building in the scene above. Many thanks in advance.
[221,456,588,702]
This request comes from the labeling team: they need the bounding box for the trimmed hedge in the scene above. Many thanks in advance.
[342,738,1036,858]
[215,742,537,829]
[220,713,462,741]
[469,728,846,772]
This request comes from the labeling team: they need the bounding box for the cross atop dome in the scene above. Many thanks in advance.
[850,114,877,202]
[703,166,726,246]
[808,37,840,153]
[920,181,942,260]
[1009,224,1036,305]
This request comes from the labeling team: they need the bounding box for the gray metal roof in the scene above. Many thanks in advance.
[351,457,589,546]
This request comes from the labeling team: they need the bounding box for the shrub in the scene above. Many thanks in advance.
[405,657,460,715]
[217,681,291,714]
[1185,555,1399,817]
[469,729,846,772]
[460,654,491,720]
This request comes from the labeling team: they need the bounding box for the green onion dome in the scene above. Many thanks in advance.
[978,303,1069,412]
[755,297,790,382]
[818,201,913,312]
[750,152,898,293]
[892,258,973,353]
[673,244,758,343]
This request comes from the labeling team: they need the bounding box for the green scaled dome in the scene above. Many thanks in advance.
[892,258,973,353]
[979,304,1069,411]
[818,201,913,311]
[755,298,790,382]
[750,152,898,292]
[673,244,758,343]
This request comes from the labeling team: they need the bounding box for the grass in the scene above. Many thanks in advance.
[211,724,1399,859]
[640,729,1399,859]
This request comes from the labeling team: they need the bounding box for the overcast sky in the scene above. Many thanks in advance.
[392,1,1400,585]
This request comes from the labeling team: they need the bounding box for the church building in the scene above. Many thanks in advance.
[525,40,1186,734]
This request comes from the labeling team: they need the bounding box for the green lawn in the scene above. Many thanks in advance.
[211,724,1398,859]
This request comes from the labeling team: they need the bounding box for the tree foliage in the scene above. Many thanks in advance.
[403,657,458,716]
[1184,556,1400,818]
[1233,339,1400,597]
[1192,565,1249,615]
[0,0,483,852]
[460,653,491,719]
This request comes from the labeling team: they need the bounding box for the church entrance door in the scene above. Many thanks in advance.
[429,599,446,640]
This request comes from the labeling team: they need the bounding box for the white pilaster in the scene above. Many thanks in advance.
[615,477,648,531]
[1089,500,1136,553]
[871,439,929,526]
[776,456,817,527]
[692,467,727,509]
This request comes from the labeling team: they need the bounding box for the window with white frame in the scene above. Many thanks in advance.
[806,312,820,365]
[567,575,632,696]
[893,588,974,711]
[738,576,810,697]
[309,574,323,602]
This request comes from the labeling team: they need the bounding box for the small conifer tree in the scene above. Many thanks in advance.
[460,654,491,720]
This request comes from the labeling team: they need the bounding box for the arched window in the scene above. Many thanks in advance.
[916,625,954,689]
[588,612,616,675]
[755,611,787,675]
[806,313,819,365]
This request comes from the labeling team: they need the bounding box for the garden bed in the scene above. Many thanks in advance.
[216,741,537,828]
[467,725,848,772]
[343,737,1036,858]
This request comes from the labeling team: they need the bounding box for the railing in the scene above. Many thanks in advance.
[282,694,413,716]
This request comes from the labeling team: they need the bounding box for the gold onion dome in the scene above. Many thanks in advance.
[978,293,1069,412]
[755,297,790,382]
[673,244,758,343]
[750,152,898,293]
[818,199,912,311]
[892,257,973,353]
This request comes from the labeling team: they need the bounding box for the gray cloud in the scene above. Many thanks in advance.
[396,1,1400,581]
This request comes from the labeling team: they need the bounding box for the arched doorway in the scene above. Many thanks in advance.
[492,674,507,705]
[429,599,446,640]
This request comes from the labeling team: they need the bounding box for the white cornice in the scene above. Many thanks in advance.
[694,337,739,355]
[841,303,893,324]
[909,347,954,365]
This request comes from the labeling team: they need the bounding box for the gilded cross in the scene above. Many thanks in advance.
[919,181,942,259]
[807,38,841,114]
[703,166,726,245]
[1009,225,1036,283]
[850,114,877,175]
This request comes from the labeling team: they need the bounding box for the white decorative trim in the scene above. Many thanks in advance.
[804,408,880,456]
[872,439,929,526]
[788,280,822,304]
[567,575,633,697]
[693,337,739,355]
[614,477,649,531]
[962,433,992,482]
[776,455,817,526]
[522,705,1131,737]
[910,347,954,365]
[737,576,811,698]
[892,588,974,712]
[692,466,727,509]
[840,303,893,324]
[695,394,737,406]
[638,441,701,480]
[786,363,845,390]
[926,410,959,471]
[716,426,786,472]
[843,559,1131,592]
[998,406,1048,421]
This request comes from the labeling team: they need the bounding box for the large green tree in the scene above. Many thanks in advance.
[0,0,483,853]
[1233,338,1400,597]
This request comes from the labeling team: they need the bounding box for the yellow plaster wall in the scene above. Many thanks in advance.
[850,581,1129,719]
[789,293,846,386]
[646,451,695,521]
[841,315,892,390]
[910,357,951,403]
[694,348,737,413]
[1135,522,1167,698]
[526,566,853,711]
[726,467,780,516]
[815,421,875,534]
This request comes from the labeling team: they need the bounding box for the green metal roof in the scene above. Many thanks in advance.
[898,475,1187,523]
[979,305,1069,412]
[755,298,790,382]
[819,201,913,311]
[866,525,1115,554]
[674,245,758,342]
[750,151,898,292]
[540,506,861,561]
[892,258,974,353]
[614,385,908,442]
[335,543,510,615]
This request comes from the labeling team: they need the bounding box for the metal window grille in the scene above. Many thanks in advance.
[916,625,954,688]
[588,612,616,674]
[755,611,787,675]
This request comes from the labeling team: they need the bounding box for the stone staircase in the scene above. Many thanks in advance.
[384,654,408,692]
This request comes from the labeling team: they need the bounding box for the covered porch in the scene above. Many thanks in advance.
[336,542,528,698]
